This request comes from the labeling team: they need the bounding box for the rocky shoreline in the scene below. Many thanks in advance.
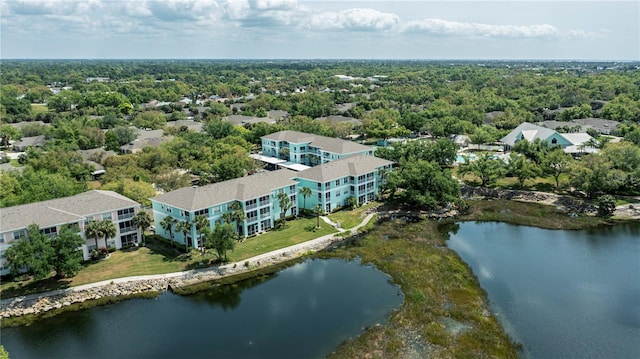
[0,225,355,321]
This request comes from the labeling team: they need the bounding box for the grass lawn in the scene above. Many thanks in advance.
[326,201,378,229]
[453,168,569,192]
[0,218,336,298]
[30,104,49,114]
[228,217,336,262]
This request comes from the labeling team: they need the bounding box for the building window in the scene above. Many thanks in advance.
[13,230,26,241]
[343,178,348,184]
[551,138,558,144]
[317,183,322,190]
[102,213,113,220]
[41,226,57,237]
[0,234,5,243]
[119,220,135,233]
[325,192,331,200]
[259,195,270,206]
[246,199,257,210]
[117,207,135,220]
[247,210,258,222]
[335,180,340,186]
[212,206,221,215]
[289,185,296,193]
[260,207,270,216]
[247,223,259,236]
[318,193,322,201]
[194,208,209,217]
[261,219,271,231]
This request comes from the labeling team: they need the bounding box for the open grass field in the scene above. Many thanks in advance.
[30,104,49,114]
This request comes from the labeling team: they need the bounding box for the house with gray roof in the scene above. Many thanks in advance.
[120,129,173,154]
[0,190,142,275]
[315,115,362,126]
[12,135,46,152]
[260,130,375,167]
[223,115,276,127]
[150,169,299,247]
[500,122,597,154]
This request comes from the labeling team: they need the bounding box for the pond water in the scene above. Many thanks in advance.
[447,221,640,359]
[1,258,403,359]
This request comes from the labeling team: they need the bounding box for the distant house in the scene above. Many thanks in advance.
[0,190,142,275]
[223,115,276,127]
[267,110,289,121]
[166,120,204,133]
[500,122,597,154]
[315,115,362,126]
[538,118,620,135]
[77,149,117,179]
[12,135,46,152]
[260,130,375,167]
[120,129,173,154]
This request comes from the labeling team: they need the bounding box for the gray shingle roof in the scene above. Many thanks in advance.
[151,169,298,211]
[0,190,141,233]
[296,155,393,183]
[262,130,372,154]
[500,122,556,146]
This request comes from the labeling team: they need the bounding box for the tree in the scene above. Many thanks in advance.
[0,124,21,148]
[204,119,238,139]
[277,191,292,228]
[387,159,460,209]
[99,219,117,249]
[5,224,54,280]
[569,154,622,198]
[105,126,137,152]
[194,214,210,254]
[160,216,176,243]
[346,196,358,210]
[314,204,324,229]
[362,109,410,140]
[508,153,540,188]
[205,223,236,261]
[299,187,312,212]
[222,201,246,238]
[175,220,192,252]
[132,211,152,244]
[597,195,616,218]
[133,111,166,130]
[543,149,573,189]
[458,153,506,187]
[51,225,85,278]
[84,220,104,250]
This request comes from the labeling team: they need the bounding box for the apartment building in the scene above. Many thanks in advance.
[0,190,142,276]
[260,130,375,167]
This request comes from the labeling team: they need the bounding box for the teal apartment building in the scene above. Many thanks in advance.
[261,130,375,166]
[150,169,299,249]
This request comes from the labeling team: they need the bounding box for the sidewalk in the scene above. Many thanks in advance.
[1,212,378,309]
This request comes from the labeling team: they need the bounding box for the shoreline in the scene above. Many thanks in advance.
[2,195,638,325]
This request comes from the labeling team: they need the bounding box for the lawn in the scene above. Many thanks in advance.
[30,104,49,114]
[0,217,336,298]
[326,201,379,229]
[453,168,569,192]
[228,217,336,262]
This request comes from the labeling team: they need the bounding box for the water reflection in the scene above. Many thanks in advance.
[447,222,640,359]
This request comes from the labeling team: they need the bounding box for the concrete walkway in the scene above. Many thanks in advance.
[1,212,378,308]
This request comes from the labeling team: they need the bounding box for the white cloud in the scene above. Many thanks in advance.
[309,8,400,31]
[403,19,558,38]
[254,0,297,11]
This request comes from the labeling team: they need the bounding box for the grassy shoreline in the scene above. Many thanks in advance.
[2,199,633,355]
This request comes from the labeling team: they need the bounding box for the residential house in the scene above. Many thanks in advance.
[223,115,276,127]
[260,130,375,167]
[150,169,299,248]
[315,115,362,126]
[538,118,620,135]
[500,122,597,155]
[267,110,289,121]
[12,135,46,152]
[0,190,142,275]
[295,155,393,213]
[120,129,173,154]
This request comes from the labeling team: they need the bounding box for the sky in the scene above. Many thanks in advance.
[0,0,638,60]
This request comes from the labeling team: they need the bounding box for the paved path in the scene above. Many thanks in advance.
[1,212,378,307]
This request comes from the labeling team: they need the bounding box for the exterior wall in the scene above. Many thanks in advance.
[151,184,299,247]
[0,205,141,276]
[547,133,573,148]
[261,138,374,167]
[296,164,391,213]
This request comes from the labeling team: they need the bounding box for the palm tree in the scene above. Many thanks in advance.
[176,220,191,253]
[277,192,292,229]
[299,187,312,213]
[99,219,117,249]
[222,201,246,238]
[194,215,209,254]
[132,211,152,244]
[160,216,176,242]
[85,220,103,250]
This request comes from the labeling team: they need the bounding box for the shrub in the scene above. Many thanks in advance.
[597,195,616,218]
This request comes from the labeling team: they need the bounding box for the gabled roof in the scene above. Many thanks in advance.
[0,190,141,233]
[500,122,556,146]
[296,155,393,183]
[262,130,372,155]
[151,169,298,211]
